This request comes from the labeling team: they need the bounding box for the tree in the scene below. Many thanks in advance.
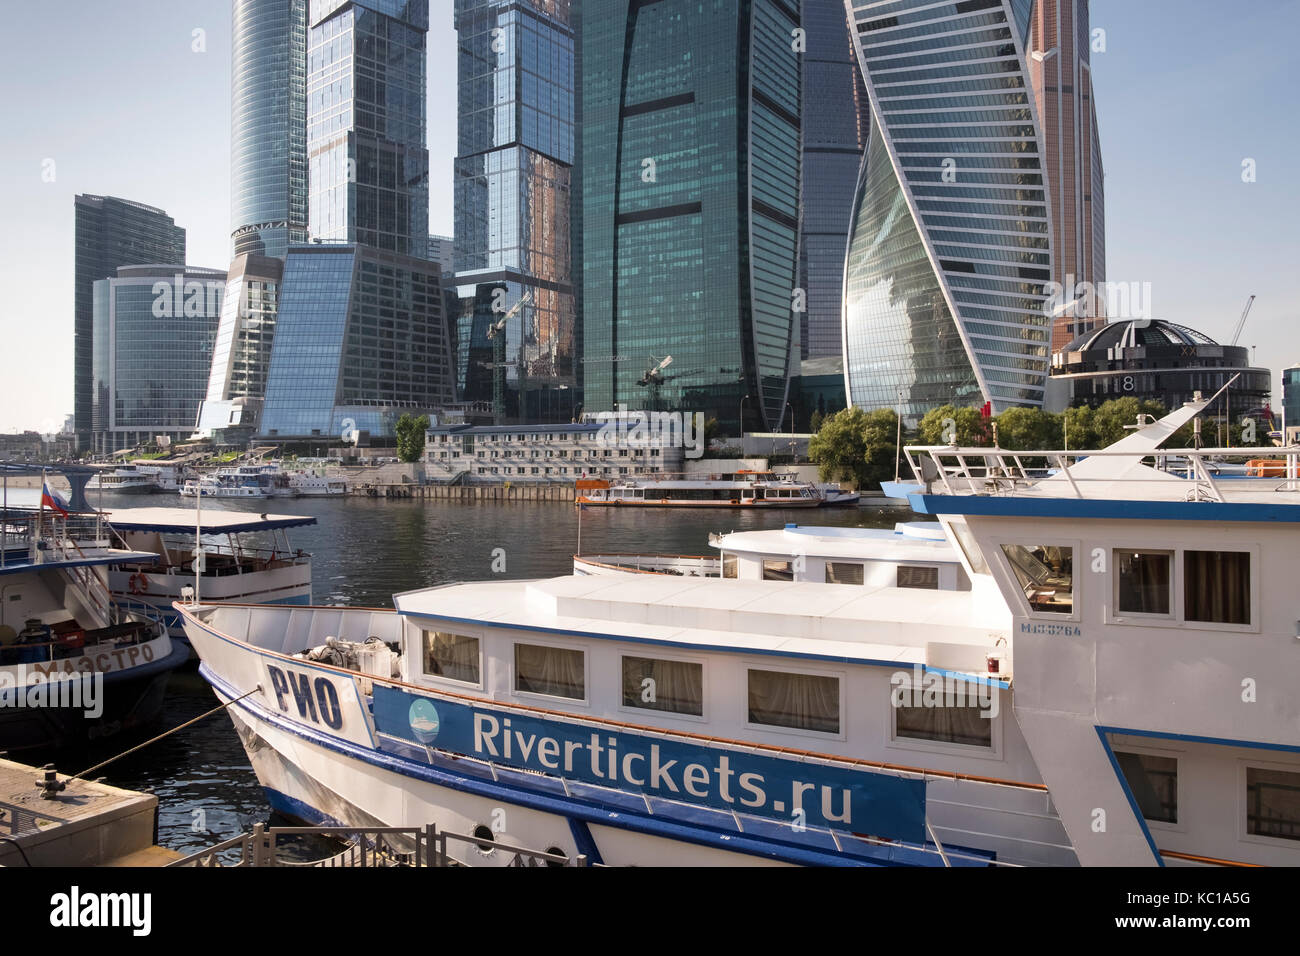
[395,413,430,463]
[917,404,990,446]
[807,406,899,490]
[809,410,825,435]
[994,407,1061,450]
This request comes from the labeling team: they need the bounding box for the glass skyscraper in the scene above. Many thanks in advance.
[841,0,1053,422]
[306,0,429,257]
[579,0,803,435]
[74,195,186,451]
[1284,364,1300,444]
[231,0,309,258]
[92,266,224,454]
[258,244,455,440]
[453,0,576,423]
[798,1,870,361]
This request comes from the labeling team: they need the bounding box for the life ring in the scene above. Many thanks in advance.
[128,573,150,594]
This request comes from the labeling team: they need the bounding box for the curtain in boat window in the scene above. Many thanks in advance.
[423,631,480,683]
[1116,551,1171,614]
[747,669,839,733]
[825,562,865,585]
[1185,551,1250,625]
[894,695,992,748]
[1247,767,1300,841]
[621,656,704,715]
[515,643,585,699]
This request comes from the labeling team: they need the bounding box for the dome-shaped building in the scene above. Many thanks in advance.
[1049,319,1272,415]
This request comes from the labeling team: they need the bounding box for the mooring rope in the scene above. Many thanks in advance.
[70,686,261,782]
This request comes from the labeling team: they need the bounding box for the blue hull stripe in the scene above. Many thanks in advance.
[910,493,1300,524]
[200,664,970,867]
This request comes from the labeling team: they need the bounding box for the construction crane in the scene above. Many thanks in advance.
[638,355,673,387]
[487,291,532,424]
[1229,294,1255,347]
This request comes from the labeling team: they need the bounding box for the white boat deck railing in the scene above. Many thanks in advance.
[903,445,1300,501]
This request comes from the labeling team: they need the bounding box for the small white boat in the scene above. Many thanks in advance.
[86,465,159,495]
[289,473,348,496]
[577,470,822,509]
[181,465,296,499]
[103,506,314,651]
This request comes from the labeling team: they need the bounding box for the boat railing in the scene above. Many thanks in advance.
[0,608,165,667]
[903,445,1300,500]
[167,822,595,868]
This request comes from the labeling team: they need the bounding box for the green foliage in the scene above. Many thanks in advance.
[917,405,990,446]
[807,406,899,489]
[395,413,431,463]
[809,410,825,434]
[703,417,720,445]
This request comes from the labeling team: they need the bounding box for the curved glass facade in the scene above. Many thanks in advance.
[842,0,1052,420]
[580,0,801,434]
[231,0,309,259]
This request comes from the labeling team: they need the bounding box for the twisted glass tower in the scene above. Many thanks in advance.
[842,0,1053,420]
[231,0,309,258]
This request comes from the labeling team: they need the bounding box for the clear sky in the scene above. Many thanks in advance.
[0,0,1296,434]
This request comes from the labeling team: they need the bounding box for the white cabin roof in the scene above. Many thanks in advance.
[395,574,1008,670]
[713,522,957,563]
[105,506,316,534]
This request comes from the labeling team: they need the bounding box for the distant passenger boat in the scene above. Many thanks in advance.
[181,465,296,499]
[576,471,822,508]
[289,473,348,496]
[86,465,159,495]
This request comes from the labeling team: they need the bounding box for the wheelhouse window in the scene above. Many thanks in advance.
[514,643,585,700]
[897,565,939,590]
[1115,751,1178,823]
[1247,767,1300,841]
[1185,550,1251,625]
[762,560,794,582]
[621,656,703,716]
[1000,545,1073,613]
[1116,550,1172,616]
[825,562,864,585]
[422,631,480,684]
[747,669,839,734]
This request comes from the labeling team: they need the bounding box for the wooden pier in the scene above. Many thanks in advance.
[0,757,180,867]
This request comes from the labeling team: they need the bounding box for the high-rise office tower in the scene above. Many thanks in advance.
[306,0,429,256]
[231,0,309,258]
[841,0,1053,421]
[798,1,870,361]
[1026,0,1106,352]
[580,0,803,435]
[453,0,577,424]
[73,195,186,452]
[92,266,224,454]
[258,0,455,442]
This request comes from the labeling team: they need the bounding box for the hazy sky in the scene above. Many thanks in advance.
[0,0,1296,433]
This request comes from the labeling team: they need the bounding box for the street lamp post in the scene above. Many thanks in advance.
[739,394,750,443]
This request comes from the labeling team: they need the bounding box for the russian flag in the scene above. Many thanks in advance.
[41,480,70,516]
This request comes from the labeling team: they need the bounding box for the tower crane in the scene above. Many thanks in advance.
[1229,294,1255,347]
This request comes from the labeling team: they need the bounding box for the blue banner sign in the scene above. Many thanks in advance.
[372,686,926,842]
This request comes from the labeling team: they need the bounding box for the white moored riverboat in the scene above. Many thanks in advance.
[576,470,823,509]
[86,465,160,495]
[176,394,1300,866]
[102,507,314,652]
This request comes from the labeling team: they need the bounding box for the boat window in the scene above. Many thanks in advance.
[1116,550,1172,616]
[1000,545,1073,614]
[621,656,704,716]
[1246,767,1300,841]
[747,669,839,734]
[825,562,864,585]
[762,560,793,582]
[722,554,737,579]
[1185,551,1250,625]
[950,520,988,574]
[514,643,585,700]
[1114,751,1178,823]
[423,631,480,684]
[897,565,939,590]
[894,692,993,748]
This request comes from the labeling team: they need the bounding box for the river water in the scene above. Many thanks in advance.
[55,492,921,855]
